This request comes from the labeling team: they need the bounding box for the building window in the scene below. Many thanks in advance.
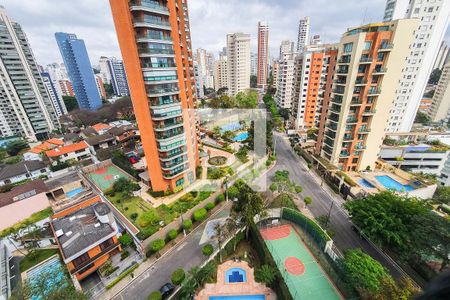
[72,253,90,268]
[363,41,372,51]
[343,43,353,53]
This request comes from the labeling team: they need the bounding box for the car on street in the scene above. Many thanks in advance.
[159,282,175,299]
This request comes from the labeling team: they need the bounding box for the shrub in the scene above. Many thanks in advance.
[120,250,129,261]
[182,219,192,230]
[171,268,185,285]
[148,291,162,300]
[193,208,207,222]
[137,210,161,228]
[295,185,302,193]
[269,183,277,192]
[130,213,138,221]
[149,238,165,254]
[227,186,239,200]
[204,202,215,211]
[202,244,214,256]
[119,233,133,247]
[215,194,225,204]
[148,189,165,197]
[167,229,178,241]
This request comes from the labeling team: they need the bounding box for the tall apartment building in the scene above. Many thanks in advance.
[227,33,251,95]
[196,48,214,89]
[107,57,130,96]
[0,6,58,141]
[41,72,67,117]
[383,0,450,132]
[55,32,102,111]
[45,62,68,81]
[214,54,228,91]
[250,52,257,76]
[428,62,450,122]
[271,59,279,89]
[320,20,417,172]
[279,40,294,59]
[99,56,112,84]
[291,45,338,130]
[310,34,322,45]
[193,61,204,98]
[433,41,449,70]
[297,17,310,53]
[257,21,269,89]
[110,0,199,192]
[58,79,75,97]
[275,52,296,109]
[95,74,106,99]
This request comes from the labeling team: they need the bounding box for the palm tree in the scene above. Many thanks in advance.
[254,264,277,286]
[225,216,240,252]
[213,222,230,262]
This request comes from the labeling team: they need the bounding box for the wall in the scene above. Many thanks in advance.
[0,193,49,231]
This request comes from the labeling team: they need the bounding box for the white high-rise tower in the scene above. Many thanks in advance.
[226,33,251,95]
[297,17,310,53]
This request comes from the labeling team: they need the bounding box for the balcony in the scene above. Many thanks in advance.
[362,109,376,115]
[368,87,381,95]
[355,145,367,150]
[358,127,371,133]
[359,57,373,64]
[159,147,187,161]
[130,0,169,15]
[147,86,179,97]
[346,117,358,124]
[325,130,336,139]
[378,43,394,51]
[350,97,362,105]
[156,127,184,141]
[138,48,175,57]
[340,151,350,158]
[355,79,367,86]
[327,122,338,131]
[338,56,351,64]
[372,67,387,74]
[152,108,182,121]
[136,34,173,44]
[343,134,353,141]
[332,88,345,95]
[133,17,171,31]
[329,106,341,114]
[163,164,188,179]
[144,75,178,85]
[161,156,187,170]
[142,62,176,69]
[150,96,181,107]
[336,68,348,74]
[334,79,346,85]
[70,241,120,275]
[153,119,183,131]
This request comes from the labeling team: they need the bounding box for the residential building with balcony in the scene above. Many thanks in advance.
[196,48,214,90]
[0,6,59,141]
[41,72,67,117]
[227,32,251,95]
[45,141,92,165]
[55,32,102,110]
[427,61,450,122]
[257,21,269,89]
[275,52,296,109]
[110,0,199,192]
[297,16,310,53]
[107,57,130,96]
[95,74,107,99]
[51,199,121,282]
[279,40,294,60]
[58,79,75,97]
[383,0,450,132]
[214,53,228,91]
[320,20,418,172]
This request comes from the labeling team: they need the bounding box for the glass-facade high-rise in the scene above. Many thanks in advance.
[55,32,101,110]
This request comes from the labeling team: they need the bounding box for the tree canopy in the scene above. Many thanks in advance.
[6,140,29,156]
[428,68,442,85]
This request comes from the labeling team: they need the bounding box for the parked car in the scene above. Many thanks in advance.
[159,283,175,299]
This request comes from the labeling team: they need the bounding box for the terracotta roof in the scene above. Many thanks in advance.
[46,141,88,158]
[47,138,64,146]
[0,180,48,208]
[28,139,64,154]
[92,123,112,133]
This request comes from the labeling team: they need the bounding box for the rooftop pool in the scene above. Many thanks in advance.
[209,295,265,300]
[375,175,414,192]
[27,256,67,300]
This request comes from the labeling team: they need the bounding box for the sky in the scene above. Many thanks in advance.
[2,0,449,66]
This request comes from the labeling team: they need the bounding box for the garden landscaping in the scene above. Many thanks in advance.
[208,156,227,166]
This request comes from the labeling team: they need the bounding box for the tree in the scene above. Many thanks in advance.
[147,291,162,300]
[236,90,258,108]
[359,276,420,300]
[279,108,290,120]
[208,95,236,108]
[344,191,429,249]
[342,249,389,292]
[241,189,266,238]
[202,244,214,256]
[254,264,277,285]
[414,111,431,124]
[103,83,114,98]
[6,140,29,156]
[222,130,236,141]
[432,186,450,204]
[250,75,257,88]
[171,268,186,285]
[303,196,312,207]
[118,233,133,247]
[62,96,78,112]
[428,68,442,85]
[306,128,318,140]
[217,87,228,96]
[213,221,230,262]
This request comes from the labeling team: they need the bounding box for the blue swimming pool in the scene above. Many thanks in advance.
[209,295,265,300]
[375,175,414,192]
[66,186,84,198]
[359,179,375,189]
[226,268,246,283]
[27,256,67,300]
[233,132,249,142]
[221,122,242,132]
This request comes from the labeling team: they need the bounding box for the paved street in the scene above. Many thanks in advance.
[263,131,404,279]
[108,203,231,300]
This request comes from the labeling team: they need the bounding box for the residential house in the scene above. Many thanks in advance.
[23,138,64,161]
[0,160,49,185]
[86,133,117,155]
[107,125,139,150]
[45,141,92,166]
[50,198,121,282]
[80,127,98,139]
[0,180,49,230]
[91,123,112,135]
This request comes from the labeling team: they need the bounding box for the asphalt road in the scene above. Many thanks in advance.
[265,131,404,279]
[109,203,231,300]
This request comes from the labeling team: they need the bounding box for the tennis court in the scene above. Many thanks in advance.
[87,165,129,191]
[260,224,342,300]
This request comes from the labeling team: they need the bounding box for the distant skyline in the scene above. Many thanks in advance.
[1,0,449,66]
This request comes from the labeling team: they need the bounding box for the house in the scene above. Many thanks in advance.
[0,180,49,231]
[50,198,121,282]
[45,141,92,166]
[63,132,81,145]
[91,123,112,135]
[80,127,98,139]
[109,120,132,127]
[23,138,64,161]
[107,125,140,150]
[0,160,49,185]
[86,133,117,155]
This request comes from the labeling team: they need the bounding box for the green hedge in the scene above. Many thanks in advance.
[106,263,139,289]
[167,229,178,241]
[193,208,207,221]
[204,202,215,211]
[182,219,192,230]
[282,208,330,249]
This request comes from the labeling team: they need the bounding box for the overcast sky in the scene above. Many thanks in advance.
[2,0,449,66]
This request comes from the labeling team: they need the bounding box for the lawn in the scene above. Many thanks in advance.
[207,166,234,179]
[0,207,53,238]
[108,190,213,240]
[19,248,59,272]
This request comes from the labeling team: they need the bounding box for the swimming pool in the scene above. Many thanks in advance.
[233,132,249,142]
[375,175,414,192]
[66,186,84,198]
[27,256,67,300]
[358,179,375,189]
[209,295,265,300]
[226,268,246,283]
[221,122,242,132]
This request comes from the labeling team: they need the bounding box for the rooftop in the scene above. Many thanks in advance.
[0,160,47,180]
[92,123,112,133]
[0,180,48,209]
[52,202,115,259]
[45,171,82,190]
[86,133,115,146]
[45,141,88,158]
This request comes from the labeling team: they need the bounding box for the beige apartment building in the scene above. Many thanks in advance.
[428,62,450,122]
[227,33,251,95]
[321,20,418,172]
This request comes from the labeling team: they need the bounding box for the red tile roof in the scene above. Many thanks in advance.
[92,123,112,133]
[28,138,64,154]
[46,141,88,158]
